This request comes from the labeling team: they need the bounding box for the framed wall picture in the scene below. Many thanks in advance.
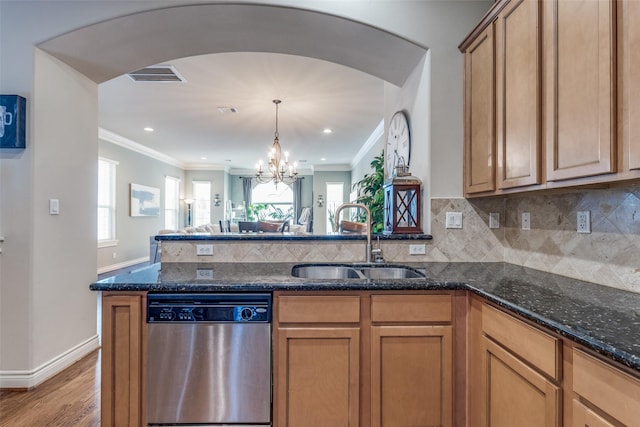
[0,95,26,149]
[130,183,160,217]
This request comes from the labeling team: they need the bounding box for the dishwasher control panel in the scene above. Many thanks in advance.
[147,293,271,323]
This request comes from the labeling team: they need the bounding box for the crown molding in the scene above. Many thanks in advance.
[99,127,185,169]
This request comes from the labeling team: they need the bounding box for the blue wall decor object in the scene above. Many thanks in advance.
[0,95,26,149]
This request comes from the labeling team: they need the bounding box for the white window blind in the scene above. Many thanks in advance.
[192,181,211,226]
[164,176,180,230]
[98,158,117,242]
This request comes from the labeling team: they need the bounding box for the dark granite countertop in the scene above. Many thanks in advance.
[91,261,640,373]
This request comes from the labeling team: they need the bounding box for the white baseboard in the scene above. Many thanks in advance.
[0,334,100,389]
[97,256,149,275]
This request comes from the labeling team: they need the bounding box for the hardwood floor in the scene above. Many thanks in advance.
[0,350,100,427]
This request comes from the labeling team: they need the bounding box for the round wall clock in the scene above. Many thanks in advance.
[385,110,411,178]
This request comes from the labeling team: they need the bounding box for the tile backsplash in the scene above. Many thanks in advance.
[163,185,640,293]
[433,184,640,293]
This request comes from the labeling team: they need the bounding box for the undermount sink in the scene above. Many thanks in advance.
[291,264,425,280]
[291,265,363,279]
[359,266,425,279]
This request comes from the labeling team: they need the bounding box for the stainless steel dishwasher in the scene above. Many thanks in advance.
[146,293,272,426]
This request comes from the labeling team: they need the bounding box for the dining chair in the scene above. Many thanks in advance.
[219,220,231,232]
[238,221,259,232]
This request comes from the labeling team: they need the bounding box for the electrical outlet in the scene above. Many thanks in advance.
[196,269,214,280]
[489,212,500,229]
[522,212,531,230]
[196,244,214,256]
[577,211,591,234]
[409,244,426,255]
[445,212,463,229]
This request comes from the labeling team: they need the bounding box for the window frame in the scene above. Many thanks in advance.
[164,175,181,230]
[97,157,118,247]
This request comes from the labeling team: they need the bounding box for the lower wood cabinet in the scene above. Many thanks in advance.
[483,337,561,427]
[98,289,640,427]
[371,325,452,427]
[273,291,454,427]
[101,292,146,427]
[572,400,615,427]
[477,301,562,427]
[276,327,360,427]
[572,348,640,426]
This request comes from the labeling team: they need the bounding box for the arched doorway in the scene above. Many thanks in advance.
[39,3,426,85]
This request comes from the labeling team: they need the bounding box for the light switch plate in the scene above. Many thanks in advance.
[489,212,500,229]
[196,244,214,256]
[445,212,463,229]
[522,212,531,230]
[49,199,60,215]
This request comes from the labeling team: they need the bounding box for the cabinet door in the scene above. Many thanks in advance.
[572,400,616,427]
[483,337,560,427]
[544,0,616,181]
[276,327,360,427]
[371,325,453,427]
[496,0,541,189]
[102,294,144,427]
[573,348,640,426]
[619,0,640,171]
[464,24,496,194]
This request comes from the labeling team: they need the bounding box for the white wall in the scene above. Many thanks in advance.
[0,0,491,384]
[30,50,99,370]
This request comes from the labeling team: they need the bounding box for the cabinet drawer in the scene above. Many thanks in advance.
[371,294,452,323]
[573,349,640,426]
[482,304,560,380]
[278,295,360,324]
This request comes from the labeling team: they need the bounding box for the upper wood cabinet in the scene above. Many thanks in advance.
[543,0,616,182]
[463,24,496,195]
[495,0,541,189]
[618,0,640,175]
[460,0,639,196]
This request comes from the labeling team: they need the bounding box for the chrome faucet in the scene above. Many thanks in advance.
[334,203,373,263]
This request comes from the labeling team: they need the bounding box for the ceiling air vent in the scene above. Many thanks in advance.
[127,66,185,83]
[217,107,239,114]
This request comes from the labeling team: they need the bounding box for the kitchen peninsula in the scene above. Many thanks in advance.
[92,233,640,426]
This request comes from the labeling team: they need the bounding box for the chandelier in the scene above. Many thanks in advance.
[255,99,298,185]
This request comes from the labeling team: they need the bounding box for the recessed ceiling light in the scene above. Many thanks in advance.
[201,157,207,160]
[323,128,333,134]
[144,127,154,132]
[320,157,327,161]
